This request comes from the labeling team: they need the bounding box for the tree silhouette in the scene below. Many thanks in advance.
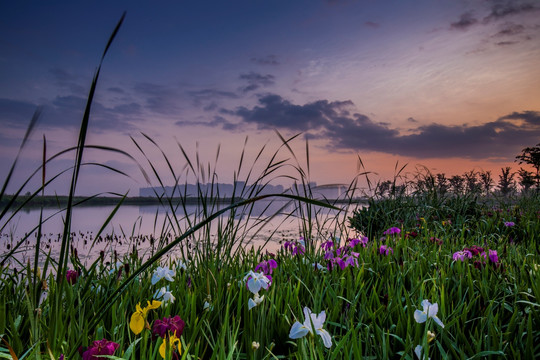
[497,167,515,196]
[515,143,540,189]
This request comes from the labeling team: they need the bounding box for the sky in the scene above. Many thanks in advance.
[1,0,539,196]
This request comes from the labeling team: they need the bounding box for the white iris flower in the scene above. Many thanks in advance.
[289,306,332,348]
[243,271,270,294]
[414,300,444,328]
[151,266,175,285]
[248,292,265,310]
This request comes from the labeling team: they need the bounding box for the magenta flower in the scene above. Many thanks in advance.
[82,339,119,360]
[464,245,484,257]
[321,240,334,251]
[379,245,393,256]
[504,221,515,227]
[344,253,359,267]
[488,249,499,264]
[293,244,305,256]
[283,240,305,256]
[334,257,346,270]
[335,246,347,257]
[453,250,472,261]
[430,237,443,246]
[324,251,334,260]
[152,315,186,339]
[348,237,368,248]
[383,227,401,235]
[254,259,278,275]
[66,269,79,285]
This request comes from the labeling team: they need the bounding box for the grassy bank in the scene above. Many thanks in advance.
[1,193,539,359]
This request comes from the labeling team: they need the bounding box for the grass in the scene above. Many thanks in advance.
[0,13,539,360]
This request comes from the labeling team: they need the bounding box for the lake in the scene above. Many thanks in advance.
[0,199,359,267]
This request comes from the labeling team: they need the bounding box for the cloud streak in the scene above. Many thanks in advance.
[0,95,143,132]
[238,72,275,93]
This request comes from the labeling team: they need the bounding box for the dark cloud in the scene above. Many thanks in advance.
[250,55,280,66]
[175,115,241,131]
[484,1,538,22]
[494,22,525,36]
[0,98,38,127]
[187,88,239,109]
[234,94,354,131]
[324,110,540,159]
[407,117,418,123]
[495,40,518,46]
[238,72,275,93]
[188,89,239,100]
[229,94,540,160]
[324,0,357,5]
[107,87,125,94]
[0,95,142,132]
[133,82,182,115]
[37,95,142,131]
[364,21,380,29]
[48,67,86,95]
[498,110,540,124]
[450,12,479,30]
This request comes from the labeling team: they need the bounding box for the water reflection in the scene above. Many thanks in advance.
[1,199,358,267]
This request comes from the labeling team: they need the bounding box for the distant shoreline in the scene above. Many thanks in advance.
[1,195,367,209]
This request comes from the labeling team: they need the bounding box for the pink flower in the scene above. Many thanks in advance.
[82,339,119,360]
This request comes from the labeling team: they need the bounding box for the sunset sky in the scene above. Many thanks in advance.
[1,1,539,196]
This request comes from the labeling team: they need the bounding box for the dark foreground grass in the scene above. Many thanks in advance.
[1,194,539,359]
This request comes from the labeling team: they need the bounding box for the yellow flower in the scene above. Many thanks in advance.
[159,334,181,358]
[427,330,436,343]
[130,300,162,335]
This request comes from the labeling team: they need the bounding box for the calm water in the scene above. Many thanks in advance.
[1,200,358,267]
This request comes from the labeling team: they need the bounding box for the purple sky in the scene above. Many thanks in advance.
[1,1,539,195]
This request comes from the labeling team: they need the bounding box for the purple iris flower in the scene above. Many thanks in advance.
[379,245,393,256]
[254,259,278,275]
[321,240,334,251]
[452,250,473,261]
[348,236,368,248]
[152,315,186,339]
[383,227,401,235]
[82,339,119,360]
[488,249,499,264]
